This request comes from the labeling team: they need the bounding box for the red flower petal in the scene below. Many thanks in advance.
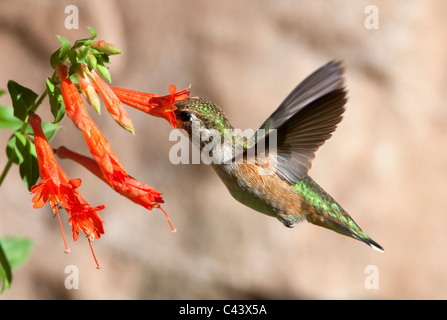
[57,64,93,134]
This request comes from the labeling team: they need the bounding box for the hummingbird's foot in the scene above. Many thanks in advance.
[277,213,306,228]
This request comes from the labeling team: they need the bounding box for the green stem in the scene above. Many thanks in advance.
[0,159,13,186]
[29,87,49,114]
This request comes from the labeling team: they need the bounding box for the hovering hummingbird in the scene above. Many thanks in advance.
[173,61,383,252]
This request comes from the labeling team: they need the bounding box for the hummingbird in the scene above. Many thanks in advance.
[173,61,383,252]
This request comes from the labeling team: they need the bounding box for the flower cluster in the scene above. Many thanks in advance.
[27,38,189,268]
[29,114,105,268]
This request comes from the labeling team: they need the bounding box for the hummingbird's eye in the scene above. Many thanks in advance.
[179,111,193,122]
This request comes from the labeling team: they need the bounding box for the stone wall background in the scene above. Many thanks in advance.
[1,0,447,299]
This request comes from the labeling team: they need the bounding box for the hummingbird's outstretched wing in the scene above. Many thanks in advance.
[260,61,345,131]
[247,61,347,184]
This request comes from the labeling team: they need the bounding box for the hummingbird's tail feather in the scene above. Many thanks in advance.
[328,218,384,252]
[361,237,384,253]
[307,212,384,253]
[296,176,384,252]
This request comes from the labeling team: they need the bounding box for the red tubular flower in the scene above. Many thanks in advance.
[28,114,105,268]
[72,101,128,186]
[56,146,176,232]
[57,64,93,134]
[111,84,190,127]
[110,87,156,112]
[83,123,129,186]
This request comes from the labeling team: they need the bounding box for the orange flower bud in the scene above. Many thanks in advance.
[85,68,135,134]
[76,65,101,114]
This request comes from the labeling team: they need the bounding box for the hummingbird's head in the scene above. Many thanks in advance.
[174,97,233,139]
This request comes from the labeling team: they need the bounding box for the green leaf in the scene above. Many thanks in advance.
[75,27,99,48]
[6,132,26,164]
[87,26,97,40]
[92,49,111,65]
[50,50,60,69]
[0,89,5,97]
[46,78,66,123]
[67,48,79,66]
[0,237,32,293]
[50,35,72,69]
[69,72,79,85]
[18,138,39,190]
[5,131,41,189]
[96,63,111,83]
[41,121,62,141]
[0,105,23,131]
[0,242,12,293]
[0,238,32,270]
[7,81,38,121]
[76,46,90,61]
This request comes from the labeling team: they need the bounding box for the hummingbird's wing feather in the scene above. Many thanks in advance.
[245,61,347,184]
[259,61,345,132]
[272,88,347,184]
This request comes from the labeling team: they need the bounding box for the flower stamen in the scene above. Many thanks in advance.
[157,205,177,233]
[54,205,70,253]
[88,238,101,269]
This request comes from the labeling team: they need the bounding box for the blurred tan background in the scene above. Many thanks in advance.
[1,0,446,299]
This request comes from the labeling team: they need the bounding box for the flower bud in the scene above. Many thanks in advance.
[76,65,101,114]
[85,52,97,70]
[85,40,122,55]
[85,68,135,134]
